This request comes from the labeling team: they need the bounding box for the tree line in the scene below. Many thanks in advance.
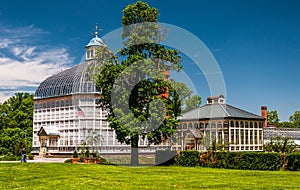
[0,93,33,156]
[267,110,300,128]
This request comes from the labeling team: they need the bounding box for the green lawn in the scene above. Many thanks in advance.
[0,163,299,189]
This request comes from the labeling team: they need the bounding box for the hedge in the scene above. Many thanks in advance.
[286,153,300,171]
[155,149,177,166]
[175,151,300,171]
[200,152,280,170]
[175,150,200,167]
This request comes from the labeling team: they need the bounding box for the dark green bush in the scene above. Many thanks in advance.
[28,153,34,160]
[155,149,177,166]
[175,150,199,167]
[199,152,280,170]
[64,158,72,163]
[286,153,300,171]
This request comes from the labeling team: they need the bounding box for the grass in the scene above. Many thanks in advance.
[0,163,300,189]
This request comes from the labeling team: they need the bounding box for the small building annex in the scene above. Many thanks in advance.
[177,95,265,152]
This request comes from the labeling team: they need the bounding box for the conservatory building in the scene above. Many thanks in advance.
[32,33,156,155]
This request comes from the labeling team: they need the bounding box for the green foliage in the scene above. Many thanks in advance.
[175,150,200,167]
[184,95,201,112]
[155,149,177,166]
[85,148,90,158]
[267,110,280,126]
[264,136,296,153]
[277,121,298,128]
[72,150,78,158]
[169,80,201,113]
[0,93,33,156]
[199,152,281,171]
[28,153,34,160]
[286,153,300,171]
[64,158,72,163]
[0,154,22,161]
[94,1,182,165]
[289,110,300,127]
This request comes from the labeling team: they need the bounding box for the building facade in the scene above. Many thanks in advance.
[177,95,265,152]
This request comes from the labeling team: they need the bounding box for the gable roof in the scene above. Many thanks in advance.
[188,128,202,139]
[179,103,264,121]
[37,126,60,136]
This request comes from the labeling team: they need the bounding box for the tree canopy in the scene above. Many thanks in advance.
[95,1,183,165]
[267,110,280,126]
[289,110,300,127]
[0,92,33,156]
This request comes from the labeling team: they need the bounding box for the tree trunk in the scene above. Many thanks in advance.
[130,135,139,166]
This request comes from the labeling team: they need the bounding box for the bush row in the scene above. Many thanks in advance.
[171,150,300,171]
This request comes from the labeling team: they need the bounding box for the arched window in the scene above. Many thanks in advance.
[56,101,60,107]
[235,121,239,128]
[194,123,199,129]
[183,123,187,129]
[65,100,70,107]
[254,122,258,128]
[60,100,64,107]
[230,121,234,128]
[245,121,248,128]
[188,123,192,129]
[250,122,253,128]
[240,121,244,128]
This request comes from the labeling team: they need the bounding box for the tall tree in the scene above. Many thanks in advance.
[95,1,182,165]
[267,110,280,126]
[0,93,33,155]
[289,110,300,127]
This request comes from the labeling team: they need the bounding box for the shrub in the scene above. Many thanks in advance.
[155,149,177,166]
[72,150,78,158]
[286,153,300,171]
[28,153,34,160]
[0,154,21,161]
[64,158,72,163]
[85,148,90,158]
[175,150,199,167]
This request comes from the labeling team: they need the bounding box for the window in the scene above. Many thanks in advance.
[240,121,244,128]
[250,130,253,144]
[241,129,244,144]
[236,129,239,145]
[245,130,249,145]
[230,129,234,143]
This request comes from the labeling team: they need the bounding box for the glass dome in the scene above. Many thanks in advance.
[34,60,101,99]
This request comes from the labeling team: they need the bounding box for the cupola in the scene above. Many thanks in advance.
[85,24,106,60]
[207,95,225,104]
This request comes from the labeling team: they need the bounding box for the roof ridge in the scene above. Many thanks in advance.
[219,103,230,117]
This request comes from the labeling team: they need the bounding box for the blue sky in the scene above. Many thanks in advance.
[0,0,299,121]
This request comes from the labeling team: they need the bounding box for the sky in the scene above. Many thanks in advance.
[0,0,299,121]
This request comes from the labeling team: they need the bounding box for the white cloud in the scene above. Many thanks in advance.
[0,38,16,48]
[0,25,74,103]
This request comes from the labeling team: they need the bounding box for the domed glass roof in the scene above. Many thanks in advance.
[34,60,101,99]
